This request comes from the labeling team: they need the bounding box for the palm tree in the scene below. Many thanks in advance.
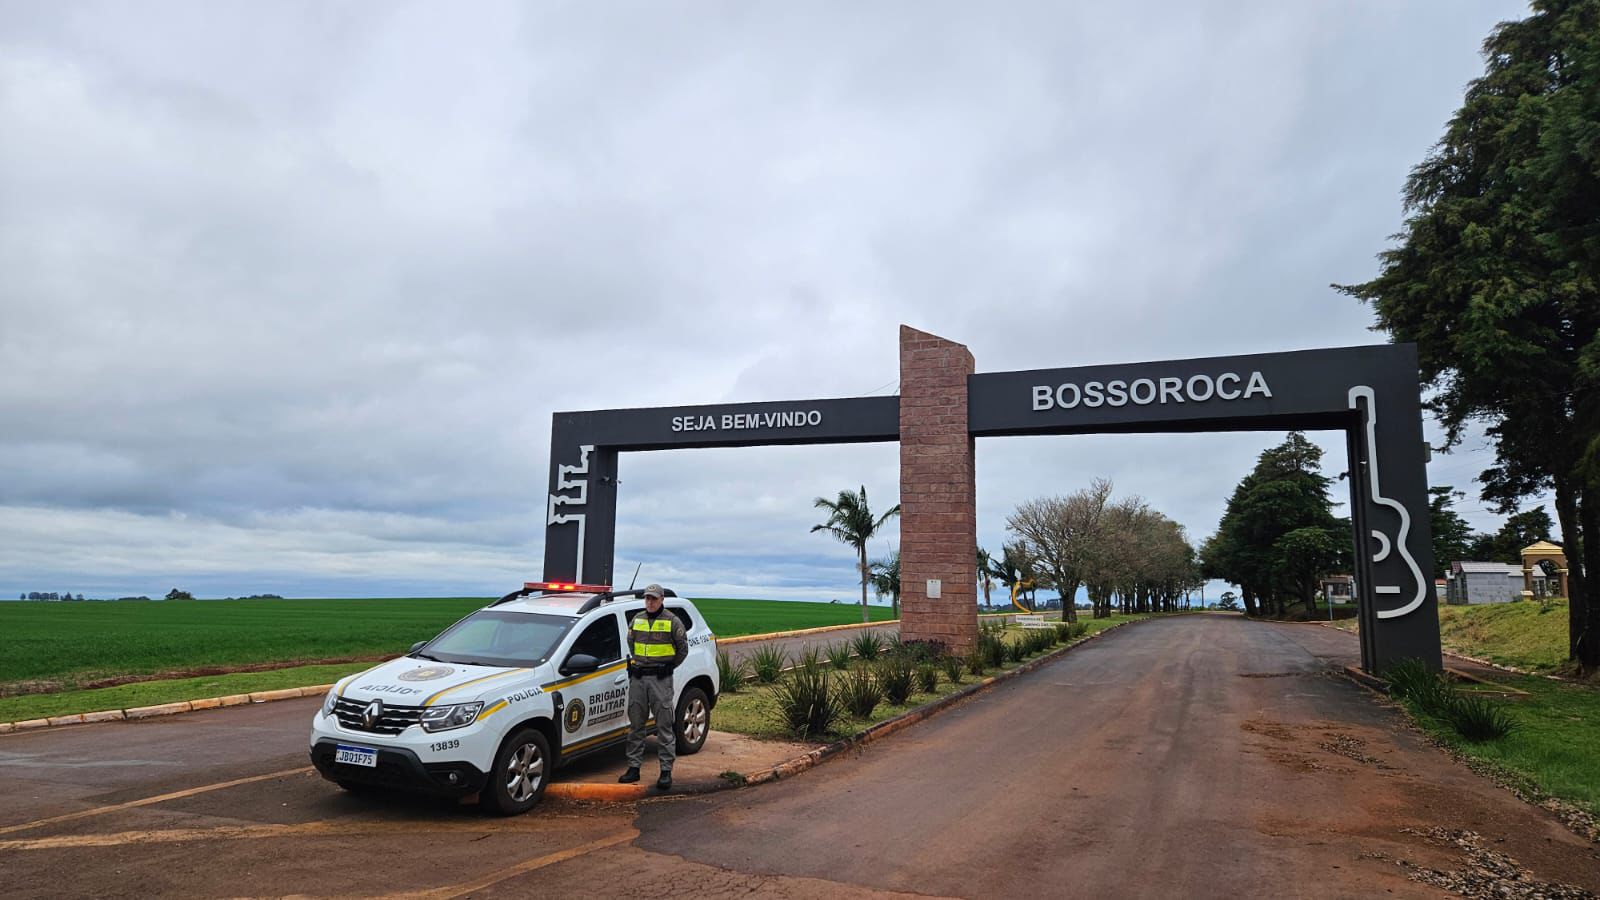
[976,546,996,610]
[869,550,901,617]
[811,486,901,623]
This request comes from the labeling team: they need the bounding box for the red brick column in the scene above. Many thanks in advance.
[898,325,978,652]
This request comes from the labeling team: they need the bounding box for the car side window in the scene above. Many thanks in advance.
[568,613,621,664]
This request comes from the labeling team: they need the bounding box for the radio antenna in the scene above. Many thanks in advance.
[627,562,642,591]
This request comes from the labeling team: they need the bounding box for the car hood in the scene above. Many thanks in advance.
[338,657,543,706]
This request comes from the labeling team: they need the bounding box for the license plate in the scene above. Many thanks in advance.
[335,743,377,768]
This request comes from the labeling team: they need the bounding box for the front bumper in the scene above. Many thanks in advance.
[309,739,487,797]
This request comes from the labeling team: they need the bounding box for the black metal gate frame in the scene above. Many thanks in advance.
[543,343,1440,672]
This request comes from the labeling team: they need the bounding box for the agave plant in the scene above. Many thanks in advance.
[769,665,843,739]
[838,665,883,719]
[826,642,854,671]
[875,654,916,705]
[717,649,749,694]
[750,644,789,684]
[850,630,884,662]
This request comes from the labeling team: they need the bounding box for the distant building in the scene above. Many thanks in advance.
[1446,561,1546,605]
[1319,574,1353,605]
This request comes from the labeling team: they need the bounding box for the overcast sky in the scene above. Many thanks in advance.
[1,1,1540,602]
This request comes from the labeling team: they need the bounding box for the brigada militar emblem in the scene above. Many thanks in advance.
[564,697,587,733]
[399,666,455,682]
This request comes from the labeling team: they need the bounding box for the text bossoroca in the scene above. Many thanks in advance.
[1032,371,1272,411]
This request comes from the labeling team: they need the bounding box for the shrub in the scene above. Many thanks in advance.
[883,634,904,656]
[717,650,749,694]
[851,631,884,661]
[1386,659,1453,714]
[900,639,948,663]
[826,643,854,671]
[751,645,789,683]
[770,665,842,739]
[965,647,987,676]
[981,635,1007,669]
[915,663,939,693]
[1443,693,1519,742]
[941,653,965,685]
[1055,623,1073,643]
[1005,637,1027,663]
[797,646,825,672]
[876,655,916,705]
[1071,622,1089,639]
[838,665,883,719]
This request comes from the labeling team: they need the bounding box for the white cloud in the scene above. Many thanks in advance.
[0,0,1538,599]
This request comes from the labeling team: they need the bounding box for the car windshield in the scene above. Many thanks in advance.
[418,610,573,668]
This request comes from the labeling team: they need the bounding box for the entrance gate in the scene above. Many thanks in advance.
[542,327,1440,672]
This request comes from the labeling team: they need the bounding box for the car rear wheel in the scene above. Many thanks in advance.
[480,726,550,816]
[674,686,710,755]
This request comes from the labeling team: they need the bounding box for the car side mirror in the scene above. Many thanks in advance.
[409,640,427,654]
[562,653,600,676]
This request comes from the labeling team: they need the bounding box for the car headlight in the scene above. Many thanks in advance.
[321,688,338,717]
[421,702,483,733]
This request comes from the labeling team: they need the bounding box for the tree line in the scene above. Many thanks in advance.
[997,478,1204,621]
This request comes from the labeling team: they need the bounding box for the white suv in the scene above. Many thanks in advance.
[309,583,720,815]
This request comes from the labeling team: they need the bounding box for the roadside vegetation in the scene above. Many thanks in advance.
[0,596,897,699]
[1336,599,1583,679]
[713,617,1142,741]
[1384,660,1600,820]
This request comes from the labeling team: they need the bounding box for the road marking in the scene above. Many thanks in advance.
[376,828,638,900]
[0,766,314,835]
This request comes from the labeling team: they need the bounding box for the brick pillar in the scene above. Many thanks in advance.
[898,325,978,652]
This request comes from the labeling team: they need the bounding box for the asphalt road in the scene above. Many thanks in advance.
[3,616,1598,898]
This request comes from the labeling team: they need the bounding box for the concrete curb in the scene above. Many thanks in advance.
[0,684,335,735]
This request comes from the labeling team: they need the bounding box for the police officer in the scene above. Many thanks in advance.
[619,584,687,789]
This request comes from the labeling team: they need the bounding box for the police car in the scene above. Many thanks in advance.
[308,582,720,815]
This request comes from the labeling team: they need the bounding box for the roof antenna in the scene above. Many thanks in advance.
[627,562,642,591]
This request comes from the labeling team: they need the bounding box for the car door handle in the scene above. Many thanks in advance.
[613,674,628,685]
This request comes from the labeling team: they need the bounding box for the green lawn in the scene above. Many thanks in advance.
[1402,673,1600,818]
[0,596,900,695]
[1438,599,1574,674]
[0,662,369,723]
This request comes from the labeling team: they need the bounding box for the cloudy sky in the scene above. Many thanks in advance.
[1,1,1539,602]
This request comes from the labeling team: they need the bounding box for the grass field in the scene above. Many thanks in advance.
[1401,672,1600,819]
[1437,599,1573,674]
[0,596,898,695]
[1332,599,1576,676]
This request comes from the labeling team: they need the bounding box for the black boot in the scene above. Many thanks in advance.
[656,770,672,790]
[618,767,640,784]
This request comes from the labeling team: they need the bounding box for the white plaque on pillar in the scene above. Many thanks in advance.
[926,579,942,599]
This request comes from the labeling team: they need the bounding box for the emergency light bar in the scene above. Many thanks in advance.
[524,581,612,594]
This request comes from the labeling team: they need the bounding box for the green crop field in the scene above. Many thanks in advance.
[1,596,897,694]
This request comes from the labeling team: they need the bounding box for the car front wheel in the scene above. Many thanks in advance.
[674,686,710,755]
[480,726,550,816]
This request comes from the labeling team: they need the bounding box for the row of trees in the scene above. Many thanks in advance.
[1001,479,1204,621]
[1336,0,1599,669]
[19,592,86,601]
[1200,433,1349,618]
[808,483,1203,622]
